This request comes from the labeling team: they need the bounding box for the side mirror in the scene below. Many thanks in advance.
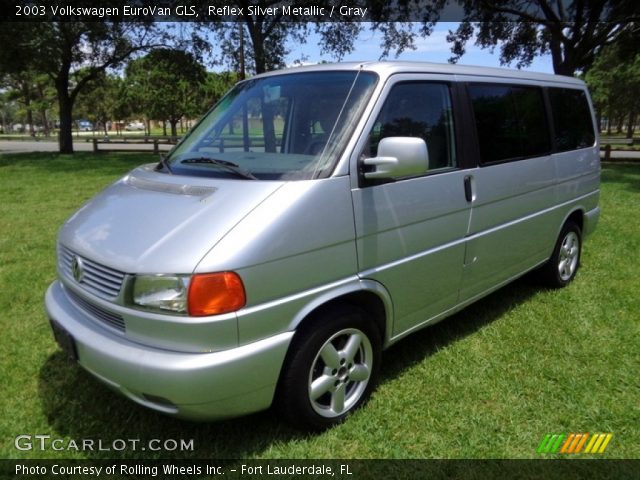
[362,137,429,180]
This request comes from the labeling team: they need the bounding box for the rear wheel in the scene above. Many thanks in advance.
[539,221,582,288]
[277,305,381,430]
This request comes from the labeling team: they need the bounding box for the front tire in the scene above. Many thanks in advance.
[277,305,381,430]
[539,221,582,288]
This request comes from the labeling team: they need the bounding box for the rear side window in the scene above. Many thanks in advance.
[548,88,595,151]
[469,84,550,164]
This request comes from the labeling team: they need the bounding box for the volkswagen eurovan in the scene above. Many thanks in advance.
[46,62,600,429]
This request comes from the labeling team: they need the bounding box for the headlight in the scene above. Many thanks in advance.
[132,272,246,316]
[132,275,189,314]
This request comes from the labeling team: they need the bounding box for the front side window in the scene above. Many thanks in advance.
[167,71,377,180]
[364,82,456,171]
[548,88,595,152]
[469,84,550,164]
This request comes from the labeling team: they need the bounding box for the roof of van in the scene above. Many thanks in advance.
[255,61,585,86]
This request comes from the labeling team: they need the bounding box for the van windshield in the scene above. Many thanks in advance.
[166,70,377,180]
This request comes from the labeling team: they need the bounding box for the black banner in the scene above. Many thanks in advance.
[4,0,468,23]
[3,459,640,480]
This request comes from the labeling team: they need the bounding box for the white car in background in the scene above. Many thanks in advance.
[125,121,145,131]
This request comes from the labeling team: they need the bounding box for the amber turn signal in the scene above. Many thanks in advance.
[188,272,246,316]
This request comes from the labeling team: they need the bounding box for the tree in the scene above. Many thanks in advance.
[0,71,56,136]
[125,49,207,137]
[208,9,361,75]
[586,45,640,137]
[75,73,124,136]
[0,90,18,134]
[448,1,640,76]
[206,0,445,76]
[0,21,168,153]
[200,71,240,110]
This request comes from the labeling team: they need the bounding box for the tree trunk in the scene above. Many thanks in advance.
[247,21,266,74]
[57,90,74,153]
[548,35,577,77]
[40,110,49,136]
[54,58,75,153]
[170,119,178,137]
[626,110,636,139]
[26,107,34,136]
[37,83,50,137]
[20,81,35,135]
[261,100,276,152]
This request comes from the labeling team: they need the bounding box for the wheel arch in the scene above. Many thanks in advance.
[285,279,393,347]
[553,207,584,254]
[273,281,390,428]
[564,208,584,233]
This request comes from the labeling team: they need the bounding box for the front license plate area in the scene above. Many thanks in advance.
[50,319,78,362]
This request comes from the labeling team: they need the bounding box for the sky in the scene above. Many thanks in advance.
[285,22,554,74]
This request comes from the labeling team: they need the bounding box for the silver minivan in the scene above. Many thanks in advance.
[46,62,600,429]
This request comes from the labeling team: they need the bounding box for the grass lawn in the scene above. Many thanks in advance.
[0,152,638,460]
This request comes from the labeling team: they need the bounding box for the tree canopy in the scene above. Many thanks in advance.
[0,21,168,152]
[586,44,640,137]
[125,49,207,137]
[448,0,639,75]
[1,3,638,153]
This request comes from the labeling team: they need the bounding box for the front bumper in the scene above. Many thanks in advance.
[45,281,293,420]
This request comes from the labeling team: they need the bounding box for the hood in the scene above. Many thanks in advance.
[59,164,283,274]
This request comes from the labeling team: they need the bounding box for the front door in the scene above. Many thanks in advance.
[351,78,472,337]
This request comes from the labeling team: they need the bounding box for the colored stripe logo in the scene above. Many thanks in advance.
[537,433,613,454]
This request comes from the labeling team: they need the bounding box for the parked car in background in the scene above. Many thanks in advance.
[77,120,93,132]
[125,121,145,131]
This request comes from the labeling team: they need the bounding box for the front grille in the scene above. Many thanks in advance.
[58,245,125,299]
[67,288,126,332]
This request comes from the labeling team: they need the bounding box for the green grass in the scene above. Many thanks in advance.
[0,153,638,461]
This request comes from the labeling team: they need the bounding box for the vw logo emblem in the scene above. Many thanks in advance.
[71,255,85,283]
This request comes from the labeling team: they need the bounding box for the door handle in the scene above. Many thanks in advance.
[464,175,474,202]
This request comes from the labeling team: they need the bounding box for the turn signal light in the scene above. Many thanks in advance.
[188,272,246,316]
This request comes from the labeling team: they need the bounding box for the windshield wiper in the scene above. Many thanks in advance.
[156,154,173,174]
[180,157,257,180]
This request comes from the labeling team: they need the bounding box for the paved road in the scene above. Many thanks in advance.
[600,150,640,160]
[0,139,171,154]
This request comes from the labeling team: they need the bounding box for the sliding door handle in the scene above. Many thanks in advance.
[464,175,474,202]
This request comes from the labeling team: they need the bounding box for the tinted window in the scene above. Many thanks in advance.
[366,82,456,170]
[469,85,550,163]
[548,88,595,151]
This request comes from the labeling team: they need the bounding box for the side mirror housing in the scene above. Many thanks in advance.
[362,137,429,180]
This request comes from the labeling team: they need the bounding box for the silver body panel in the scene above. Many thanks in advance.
[45,61,600,420]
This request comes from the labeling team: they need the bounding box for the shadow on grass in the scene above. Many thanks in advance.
[38,353,304,459]
[38,275,542,460]
[379,275,540,383]
[601,163,640,192]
